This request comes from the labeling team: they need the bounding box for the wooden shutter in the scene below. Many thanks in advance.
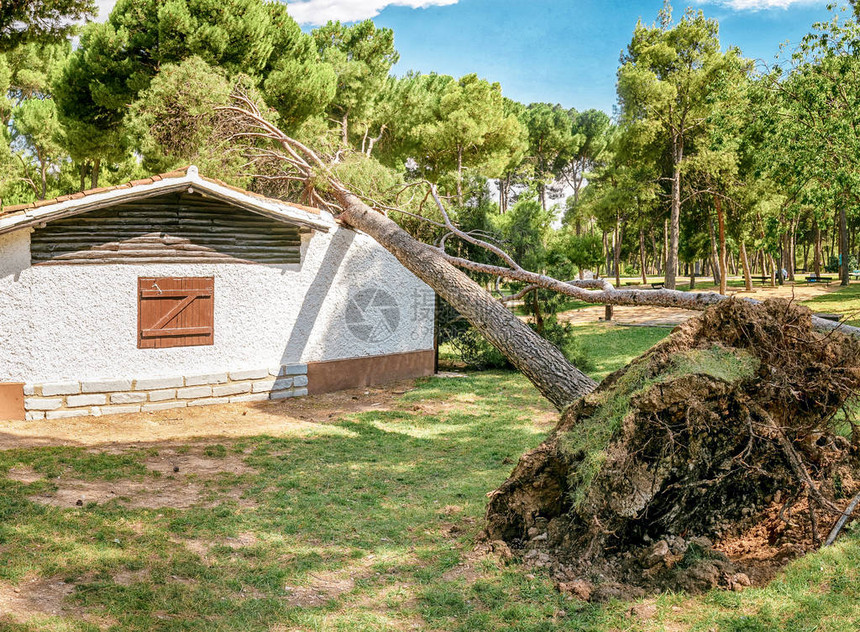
[138,277,214,349]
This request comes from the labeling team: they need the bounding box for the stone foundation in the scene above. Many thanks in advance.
[23,364,308,420]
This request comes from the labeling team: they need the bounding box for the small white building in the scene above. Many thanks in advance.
[0,167,435,421]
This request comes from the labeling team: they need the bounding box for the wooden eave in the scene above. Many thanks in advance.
[0,167,332,236]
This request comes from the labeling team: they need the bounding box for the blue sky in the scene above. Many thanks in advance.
[93,1,837,114]
[285,0,835,114]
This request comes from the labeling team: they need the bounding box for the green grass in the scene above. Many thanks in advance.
[802,283,860,326]
[572,324,670,381]
[0,326,858,631]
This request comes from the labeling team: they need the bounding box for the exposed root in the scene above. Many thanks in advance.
[483,299,860,599]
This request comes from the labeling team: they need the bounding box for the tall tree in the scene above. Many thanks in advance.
[561,108,611,206]
[313,20,399,148]
[412,73,527,205]
[522,103,577,210]
[54,0,334,186]
[617,3,741,289]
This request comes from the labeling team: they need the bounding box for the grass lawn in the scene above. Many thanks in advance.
[1,326,859,631]
[802,283,860,326]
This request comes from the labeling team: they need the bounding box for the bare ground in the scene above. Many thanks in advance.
[0,380,427,449]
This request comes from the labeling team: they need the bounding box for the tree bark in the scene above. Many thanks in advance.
[840,205,849,286]
[456,146,465,206]
[814,220,822,278]
[91,157,100,189]
[666,137,683,290]
[708,215,721,289]
[740,241,753,292]
[639,228,648,285]
[614,216,622,288]
[335,192,597,410]
[716,197,727,296]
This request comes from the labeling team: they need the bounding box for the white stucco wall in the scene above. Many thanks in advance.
[0,221,434,385]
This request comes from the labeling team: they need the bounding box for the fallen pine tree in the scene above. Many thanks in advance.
[209,91,860,599]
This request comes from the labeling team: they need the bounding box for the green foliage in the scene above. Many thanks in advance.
[313,20,399,143]
[126,57,235,173]
[0,0,94,51]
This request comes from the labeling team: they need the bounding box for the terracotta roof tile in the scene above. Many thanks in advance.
[0,166,323,221]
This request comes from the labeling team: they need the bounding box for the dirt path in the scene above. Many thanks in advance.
[0,381,420,449]
[560,281,841,327]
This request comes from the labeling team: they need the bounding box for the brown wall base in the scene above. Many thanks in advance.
[307,350,435,395]
[0,383,25,421]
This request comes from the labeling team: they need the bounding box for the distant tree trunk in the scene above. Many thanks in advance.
[663,219,670,280]
[37,151,47,200]
[79,161,88,191]
[336,192,596,410]
[341,112,349,149]
[652,231,662,276]
[456,146,464,206]
[767,253,777,287]
[814,220,823,277]
[708,215,721,288]
[614,216,622,288]
[716,196,727,296]
[531,290,545,334]
[788,217,797,281]
[666,136,684,290]
[840,205,849,286]
[91,157,100,189]
[639,229,648,285]
[740,241,753,292]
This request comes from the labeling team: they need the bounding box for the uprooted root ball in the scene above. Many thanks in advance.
[482,298,860,600]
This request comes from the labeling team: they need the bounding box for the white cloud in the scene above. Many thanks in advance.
[708,0,820,9]
[94,0,117,21]
[287,0,459,26]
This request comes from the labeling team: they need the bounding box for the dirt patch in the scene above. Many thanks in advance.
[284,573,356,607]
[7,465,41,483]
[143,449,255,477]
[112,569,150,586]
[0,380,427,449]
[0,575,116,628]
[172,531,259,564]
[23,447,256,510]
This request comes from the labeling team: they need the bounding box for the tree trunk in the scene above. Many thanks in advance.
[708,215,721,289]
[336,192,596,410]
[740,241,753,292]
[614,216,622,288]
[531,290,544,334]
[716,197,727,296]
[79,161,88,191]
[663,219,670,280]
[91,157,100,189]
[666,138,683,290]
[639,229,648,285]
[39,156,47,200]
[814,220,823,278]
[789,218,797,281]
[840,205,849,286]
[457,146,464,206]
